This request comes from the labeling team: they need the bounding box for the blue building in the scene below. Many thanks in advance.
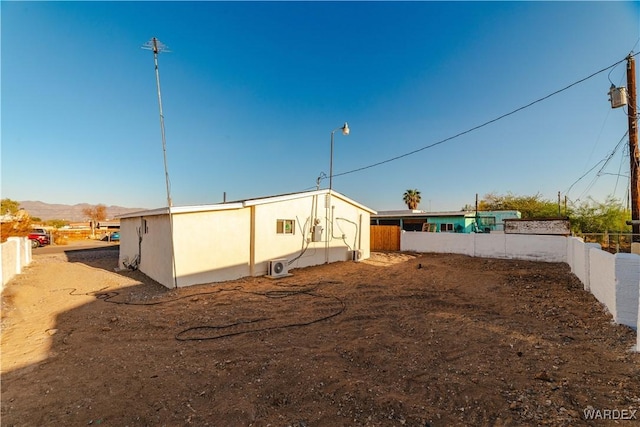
[371,209,521,233]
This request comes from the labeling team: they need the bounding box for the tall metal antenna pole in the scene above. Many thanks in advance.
[144,37,173,208]
[143,37,177,288]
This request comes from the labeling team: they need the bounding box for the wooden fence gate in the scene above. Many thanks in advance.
[370,225,401,251]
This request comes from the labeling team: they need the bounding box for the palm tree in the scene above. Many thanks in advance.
[403,189,421,210]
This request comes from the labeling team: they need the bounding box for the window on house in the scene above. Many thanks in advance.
[440,223,454,232]
[478,217,496,227]
[276,219,295,235]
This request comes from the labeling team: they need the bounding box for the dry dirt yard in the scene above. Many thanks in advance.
[1,247,639,426]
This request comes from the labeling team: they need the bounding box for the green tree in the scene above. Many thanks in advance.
[1,198,20,216]
[403,189,421,210]
[479,192,560,218]
[569,196,630,233]
[478,192,631,234]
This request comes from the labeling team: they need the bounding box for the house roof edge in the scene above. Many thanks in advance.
[117,190,376,218]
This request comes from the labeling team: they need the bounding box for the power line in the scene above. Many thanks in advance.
[331,53,638,180]
[571,131,629,202]
[612,144,629,198]
[565,158,607,197]
[579,135,627,200]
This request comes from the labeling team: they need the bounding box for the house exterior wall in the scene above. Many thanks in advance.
[426,216,467,233]
[119,215,174,288]
[119,218,140,269]
[332,194,370,261]
[329,194,370,262]
[172,209,251,287]
[141,215,174,287]
[490,211,522,231]
[119,190,372,288]
[253,195,320,269]
[253,193,370,273]
[465,211,522,233]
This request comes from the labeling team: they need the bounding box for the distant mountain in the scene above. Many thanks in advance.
[18,201,147,222]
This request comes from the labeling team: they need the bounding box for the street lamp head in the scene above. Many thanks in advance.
[342,122,350,136]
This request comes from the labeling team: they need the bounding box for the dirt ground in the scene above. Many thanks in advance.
[1,246,639,426]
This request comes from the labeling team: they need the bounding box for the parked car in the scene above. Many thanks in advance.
[102,231,120,242]
[28,229,50,248]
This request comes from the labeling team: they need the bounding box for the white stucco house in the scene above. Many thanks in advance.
[117,189,375,288]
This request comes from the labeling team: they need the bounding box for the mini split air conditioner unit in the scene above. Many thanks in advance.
[267,259,290,278]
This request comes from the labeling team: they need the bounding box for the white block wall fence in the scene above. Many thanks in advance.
[613,254,640,328]
[568,238,602,292]
[1,237,32,290]
[401,232,640,350]
[401,232,568,262]
[588,250,617,321]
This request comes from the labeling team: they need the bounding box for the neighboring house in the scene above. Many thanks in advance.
[118,189,375,289]
[372,210,521,233]
[96,220,120,230]
[66,221,119,230]
[67,222,91,229]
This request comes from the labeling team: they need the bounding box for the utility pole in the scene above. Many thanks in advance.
[475,193,479,231]
[627,54,639,242]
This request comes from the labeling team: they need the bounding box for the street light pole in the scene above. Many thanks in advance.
[326,122,349,264]
[329,122,350,190]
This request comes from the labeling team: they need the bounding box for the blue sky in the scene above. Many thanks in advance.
[2,1,640,213]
